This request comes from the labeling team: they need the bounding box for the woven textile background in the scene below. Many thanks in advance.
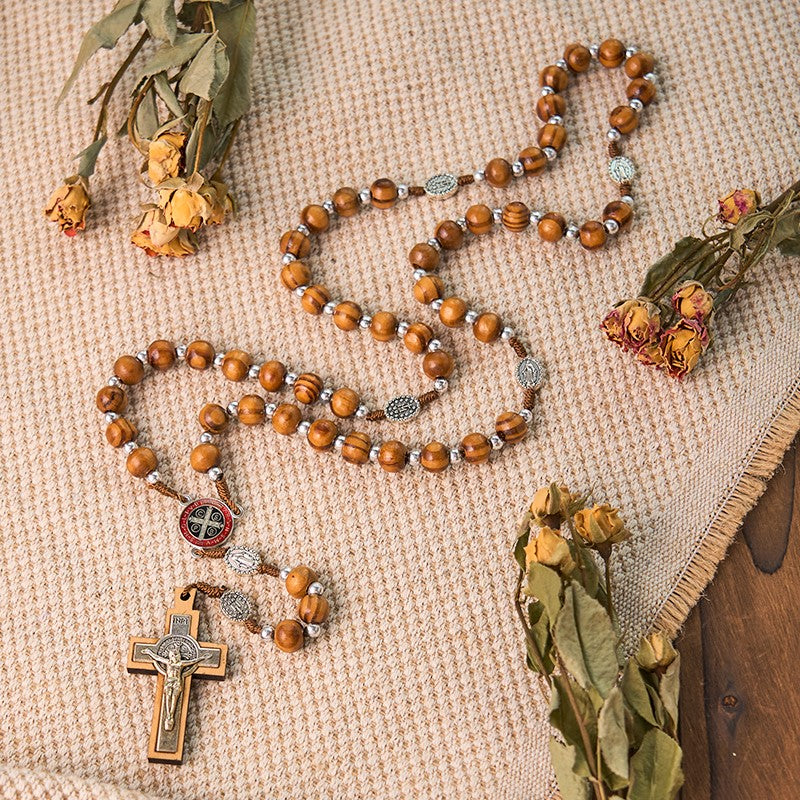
[2,0,799,798]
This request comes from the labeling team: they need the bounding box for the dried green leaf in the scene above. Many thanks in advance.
[628,729,684,800]
[526,601,555,675]
[549,674,597,777]
[136,86,160,138]
[212,0,256,126]
[621,660,658,727]
[645,682,666,728]
[183,116,217,174]
[140,32,210,78]
[75,136,108,178]
[730,210,770,252]
[778,235,800,257]
[639,236,705,299]
[773,209,800,246]
[141,0,177,43]
[525,563,563,622]
[179,32,230,100]
[598,687,630,781]
[153,72,186,118]
[513,512,531,571]
[549,739,591,800]
[658,654,680,734]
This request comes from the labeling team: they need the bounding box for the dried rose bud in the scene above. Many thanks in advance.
[636,631,677,671]
[44,175,90,236]
[158,175,211,231]
[573,504,629,547]
[524,526,575,575]
[636,340,666,368]
[199,179,235,225]
[148,131,187,185]
[660,318,710,379]
[718,188,759,225]
[600,299,638,346]
[621,299,661,352]
[132,207,196,257]
[672,280,714,320]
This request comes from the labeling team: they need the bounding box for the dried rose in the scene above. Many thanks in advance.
[132,207,196,257]
[672,280,714,320]
[718,188,759,225]
[147,131,186,185]
[660,318,709,379]
[636,340,666,368]
[199,179,235,225]
[621,299,661,352]
[573,504,629,547]
[524,526,575,575]
[600,299,638,346]
[158,174,211,231]
[636,631,677,671]
[44,175,90,236]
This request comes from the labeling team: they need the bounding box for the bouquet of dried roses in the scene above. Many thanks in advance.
[601,180,800,378]
[44,0,256,256]
[515,485,683,800]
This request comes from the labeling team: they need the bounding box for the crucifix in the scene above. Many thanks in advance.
[127,587,227,764]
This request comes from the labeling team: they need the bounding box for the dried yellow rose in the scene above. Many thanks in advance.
[44,175,90,236]
[148,131,187,186]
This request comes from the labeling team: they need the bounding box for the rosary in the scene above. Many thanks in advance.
[102,39,657,763]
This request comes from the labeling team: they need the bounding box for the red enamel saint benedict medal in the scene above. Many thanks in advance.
[178,497,235,549]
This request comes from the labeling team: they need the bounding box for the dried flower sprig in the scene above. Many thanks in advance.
[601,179,800,378]
[44,0,256,256]
[514,485,683,800]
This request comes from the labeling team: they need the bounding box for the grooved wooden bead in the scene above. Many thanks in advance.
[370,311,398,342]
[609,105,639,134]
[280,229,311,258]
[186,340,215,370]
[300,204,330,233]
[299,594,330,624]
[238,394,266,425]
[106,417,137,448]
[439,296,468,328]
[473,312,503,343]
[370,178,398,209]
[96,385,127,413]
[539,65,569,91]
[624,52,655,78]
[126,447,157,478]
[271,403,302,435]
[537,212,566,242]
[330,387,360,418]
[333,187,359,217]
[496,411,528,443]
[199,403,228,433]
[579,220,607,250]
[537,123,567,151]
[294,373,323,404]
[221,350,251,381]
[422,351,454,379]
[413,275,445,304]
[598,38,626,68]
[333,301,362,331]
[536,92,566,121]
[403,322,433,354]
[465,204,493,235]
[485,158,513,188]
[409,242,440,270]
[286,566,317,598]
[280,260,311,290]
[307,419,338,451]
[602,200,634,230]
[420,441,450,473]
[258,360,286,392]
[146,340,175,370]
[563,43,591,72]
[502,201,530,232]
[301,285,330,315]
[435,220,464,250]
[342,431,372,465]
[378,441,407,472]
[274,619,305,652]
[190,443,221,472]
[114,355,144,385]
[626,78,656,105]
[461,433,491,464]
[518,146,548,175]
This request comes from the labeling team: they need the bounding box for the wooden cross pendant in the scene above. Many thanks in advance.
[127,587,227,764]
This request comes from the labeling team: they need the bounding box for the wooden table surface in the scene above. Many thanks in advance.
[678,438,800,797]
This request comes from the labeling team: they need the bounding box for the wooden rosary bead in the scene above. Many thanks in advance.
[461,432,491,464]
[301,285,330,315]
[465,204,493,235]
[518,146,547,175]
[271,403,302,435]
[190,442,221,472]
[598,38,625,68]
[435,220,464,250]
[96,385,127,414]
[300,204,330,233]
[238,394,266,425]
[563,42,591,72]
[540,65,569,92]
[579,220,607,250]
[378,440,407,472]
[609,105,639,134]
[307,418,338,451]
[199,403,229,433]
[185,340,215,370]
[409,242,440,270]
[537,212,566,242]
[258,360,286,392]
[279,230,311,258]
[126,447,157,478]
[537,123,567,151]
[473,312,503,343]
[626,78,656,106]
[536,93,566,122]
[342,431,371,465]
[370,311,398,341]
[413,274,445,304]
[370,178,398,209]
[420,441,450,473]
[106,417,137,448]
[221,349,251,381]
[496,411,528,443]
[502,201,530,232]
[294,372,324,404]
[285,566,317,598]
[330,387,360,418]
[403,322,433,354]
[280,260,312,291]
[603,200,634,230]
[274,619,305,653]
[332,187,359,217]
[439,296,468,328]
[422,350,454,379]
[484,158,513,189]
[299,594,330,624]
[624,52,655,79]
[333,301,363,331]
[146,340,176,371]
[113,355,144,385]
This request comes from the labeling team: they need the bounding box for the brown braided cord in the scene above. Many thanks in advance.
[523,388,538,410]
[408,185,425,196]
[418,390,439,406]
[508,337,528,359]
[365,409,386,421]
[608,141,621,157]
[195,547,227,559]
[185,582,227,598]
[257,562,281,578]
[457,174,475,186]
[148,481,189,504]
[215,476,241,516]
[244,618,263,635]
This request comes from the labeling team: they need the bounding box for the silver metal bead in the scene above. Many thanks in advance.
[207,466,223,481]
[540,86,555,96]
[355,404,369,419]
[492,207,503,223]
[213,353,224,367]
[136,350,148,364]
[621,195,635,207]
[449,448,463,464]
[297,420,311,436]
[408,449,421,465]
[501,327,515,341]
[359,314,372,330]
[490,434,504,450]
[511,160,524,177]
[294,285,308,297]
[426,237,442,252]
[358,188,371,204]
[543,146,557,162]
[643,72,656,83]
[433,377,449,393]
[248,364,261,379]
[305,623,322,638]
[265,402,277,419]
[465,309,478,325]
[284,372,297,386]
[308,581,324,595]
[281,253,297,264]
[145,470,160,485]
[296,223,310,236]
[123,441,137,455]
[412,268,427,281]
[397,183,409,200]
[625,46,638,58]
[607,128,621,141]
[555,58,569,71]
[428,339,442,353]
[396,320,410,337]
[530,210,543,223]
[260,625,274,640]
[473,169,485,182]
[107,376,122,387]
[519,408,533,424]
[430,298,444,312]
[199,431,213,444]
[104,411,119,423]
[589,43,600,58]
[279,567,291,581]
[369,445,381,463]
[322,199,335,214]
[333,435,346,450]
[323,301,336,315]
[320,387,333,403]
[604,219,620,235]
[565,224,580,240]
[548,115,563,125]
[455,217,468,231]
[628,98,644,113]
[175,344,187,360]
[226,401,239,418]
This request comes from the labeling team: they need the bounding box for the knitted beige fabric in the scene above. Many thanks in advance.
[2,1,799,798]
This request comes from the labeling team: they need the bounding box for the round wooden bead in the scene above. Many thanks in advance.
[307,419,338,451]
[126,447,157,478]
[299,594,330,624]
[146,340,175,371]
[96,385,127,414]
[301,285,330,315]
[422,351,454,379]
[540,65,568,91]
[238,394,266,425]
[370,311,398,342]
[190,442,221,472]
[563,43,591,72]
[496,411,528,443]
[465,204,493,235]
[603,200,634,230]
[258,360,286,392]
[537,212,566,242]
[285,566,317,598]
[114,355,144,385]
[435,220,464,251]
[485,158,513,189]
[420,441,449,473]
[409,242,440,271]
[294,373,323,404]
[439,297,468,328]
[579,220,607,250]
[624,52,655,78]
[461,433,491,464]
[413,275,445,304]
[300,204,330,233]
[333,301,362,331]
[609,105,638,135]
[330,388,360,418]
[221,350,251,381]
[473,312,503,343]
[370,178,398,209]
[271,403,302,435]
[199,403,228,433]
[518,146,547,175]
[626,78,656,106]
[378,441,407,472]
[598,38,625,68]
[185,340,215,370]
[106,417,137,448]
[279,230,311,258]
[280,261,312,291]
[274,619,305,653]
[537,123,567,151]
[536,93,566,122]
[333,187,359,217]
[403,322,433,354]
[502,201,530,232]
[342,431,371,465]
